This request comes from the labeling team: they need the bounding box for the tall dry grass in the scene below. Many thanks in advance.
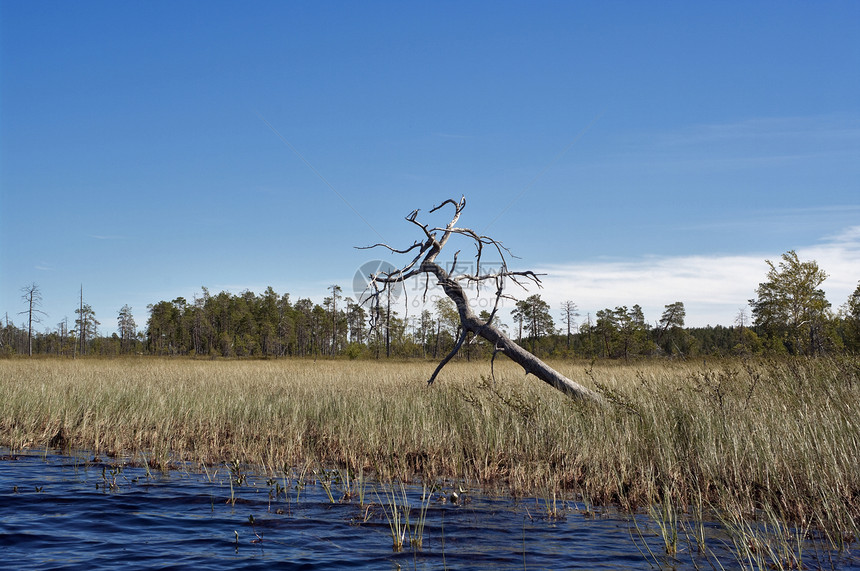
[1,355,858,551]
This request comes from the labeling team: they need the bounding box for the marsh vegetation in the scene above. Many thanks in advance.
[1,356,859,568]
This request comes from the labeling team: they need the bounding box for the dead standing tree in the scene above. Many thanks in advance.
[359,197,602,403]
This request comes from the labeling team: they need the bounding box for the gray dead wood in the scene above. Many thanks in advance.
[358,197,603,403]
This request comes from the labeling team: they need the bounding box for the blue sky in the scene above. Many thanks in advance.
[2,1,859,333]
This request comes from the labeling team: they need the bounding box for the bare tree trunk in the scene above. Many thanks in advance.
[79,286,84,356]
[359,197,602,403]
[429,264,601,401]
[19,282,46,357]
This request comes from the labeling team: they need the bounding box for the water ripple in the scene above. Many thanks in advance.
[2,450,859,570]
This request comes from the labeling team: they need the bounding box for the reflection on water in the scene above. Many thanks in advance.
[1,450,857,570]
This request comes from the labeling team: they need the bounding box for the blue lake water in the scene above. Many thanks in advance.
[1,449,858,570]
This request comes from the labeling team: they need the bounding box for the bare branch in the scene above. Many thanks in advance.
[490,342,505,387]
[427,328,468,386]
[406,209,437,242]
[356,240,424,255]
[506,271,545,290]
[429,196,465,215]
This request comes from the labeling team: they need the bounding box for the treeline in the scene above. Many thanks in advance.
[3,288,859,360]
[4,251,860,360]
[1,285,479,360]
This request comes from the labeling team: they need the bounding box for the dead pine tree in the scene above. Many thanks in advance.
[358,196,602,403]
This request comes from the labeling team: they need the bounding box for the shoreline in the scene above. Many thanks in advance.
[2,357,858,538]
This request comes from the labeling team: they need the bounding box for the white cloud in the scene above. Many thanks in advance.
[187,226,860,330]
[800,225,860,301]
[533,226,860,327]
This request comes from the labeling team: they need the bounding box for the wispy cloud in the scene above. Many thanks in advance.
[823,225,860,244]
[676,205,860,234]
[432,132,476,139]
[533,225,860,327]
[609,114,860,172]
[89,235,127,241]
[651,115,860,148]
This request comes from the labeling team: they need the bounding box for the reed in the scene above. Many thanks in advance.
[1,355,858,552]
[376,480,408,551]
[375,479,434,551]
